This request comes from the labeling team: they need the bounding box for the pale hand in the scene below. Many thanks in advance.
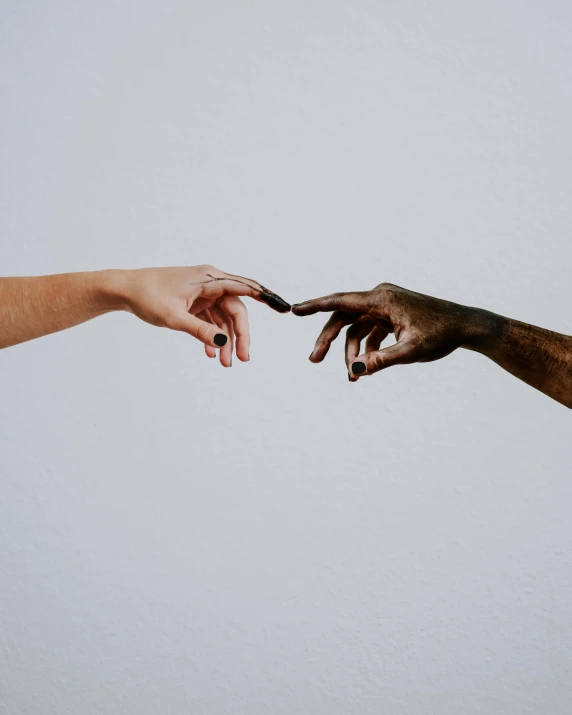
[117,264,291,366]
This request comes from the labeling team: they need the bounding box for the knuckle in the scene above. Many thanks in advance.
[196,321,213,342]
[374,282,400,301]
[370,352,385,371]
[327,294,339,309]
[222,299,243,317]
[374,282,394,294]
[329,292,345,309]
[365,290,379,311]
[406,333,423,350]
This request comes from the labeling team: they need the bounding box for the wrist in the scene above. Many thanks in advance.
[90,269,134,313]
[459,306,506,354]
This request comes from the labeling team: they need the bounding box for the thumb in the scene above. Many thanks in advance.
[350,339,419,376]
[169,311,228,349]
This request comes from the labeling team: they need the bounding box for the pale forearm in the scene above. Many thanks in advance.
[464,308,572,408]
[0,270,125,348]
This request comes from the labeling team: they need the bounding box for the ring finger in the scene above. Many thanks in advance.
[197,310,217,358]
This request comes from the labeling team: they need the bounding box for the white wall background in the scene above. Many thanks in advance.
[1,1,572,713]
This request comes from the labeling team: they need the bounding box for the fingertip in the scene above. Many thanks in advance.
[291,303,311,316]
[259,292,291,313]
[213,333,228,347]
[234,335,250,363]
[309,341,330,362]
[351,361,367,376]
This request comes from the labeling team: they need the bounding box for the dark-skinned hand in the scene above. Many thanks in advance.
[292,282,572,408]
[292,283,499,381]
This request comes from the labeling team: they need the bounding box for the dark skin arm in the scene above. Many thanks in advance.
[292,283,572,409]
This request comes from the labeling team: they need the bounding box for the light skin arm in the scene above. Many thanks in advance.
[292,283,572,409]
[0,266,291,364]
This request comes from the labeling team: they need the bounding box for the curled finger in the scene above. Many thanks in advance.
[345,316,375,381]
[365,324,390,354]
[219,295,250,362]
[196,311,217,358]
[310,311,356,363]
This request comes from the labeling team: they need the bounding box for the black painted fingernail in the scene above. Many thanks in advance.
[352,361,366,375]
[214,333,227,347]
[260,292,291,313]
[348,372,352,381]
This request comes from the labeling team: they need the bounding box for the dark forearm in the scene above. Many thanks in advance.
[0,271,125,349]
[463,307,572,408]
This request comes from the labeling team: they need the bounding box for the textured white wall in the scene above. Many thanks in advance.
[1,1,572,713]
